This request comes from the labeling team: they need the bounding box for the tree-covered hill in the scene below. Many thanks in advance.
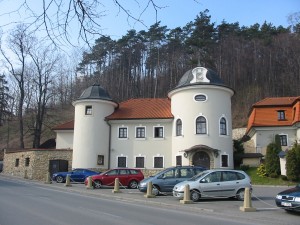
[0,10,299,149]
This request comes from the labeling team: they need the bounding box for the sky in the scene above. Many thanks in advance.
[99,0,299,39]
[0,0,299,45]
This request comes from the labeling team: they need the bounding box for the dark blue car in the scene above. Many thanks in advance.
[52,168,99,183]
[275,184,300,212]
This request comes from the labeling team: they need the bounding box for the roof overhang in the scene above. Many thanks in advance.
[180,144,220,157]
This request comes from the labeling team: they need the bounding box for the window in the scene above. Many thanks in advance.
[85,105,92,115]
[154,126,164,138]
[136,127,145,138]
[220,117,227,135]
[135,157,145,168]
[194,94,207,102]
[15,158,19,167]
[97,155,104,165]
[25,157,30,167]
[279,135,288,146]
[222,171,237,181]
[154,156,163,168]
[176,155,182,166]
[277,110,285,120]
[196,116,207,134]
[176,119,182,136]
[117,156,127,167]
[118,127,128,138]
[221,155,229,167]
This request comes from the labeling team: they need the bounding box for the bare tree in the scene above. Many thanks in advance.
[28,45,60,148]
[0,24,34,148]
[0,0,162,47]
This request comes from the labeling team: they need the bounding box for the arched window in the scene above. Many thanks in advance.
[196,116,207,134]
[220,117,227,135]
[176,119,182,136]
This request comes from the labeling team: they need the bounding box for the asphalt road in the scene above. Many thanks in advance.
[0,174,299,225]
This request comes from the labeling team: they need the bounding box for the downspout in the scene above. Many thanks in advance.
[106,119,111,169]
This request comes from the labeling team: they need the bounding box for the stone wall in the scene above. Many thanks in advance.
[3,149,72,181]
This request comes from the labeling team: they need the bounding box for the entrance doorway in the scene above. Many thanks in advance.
[192,151,210,169]
[49,160,68,176]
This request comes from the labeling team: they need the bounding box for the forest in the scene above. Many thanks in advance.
[0,10,300,149]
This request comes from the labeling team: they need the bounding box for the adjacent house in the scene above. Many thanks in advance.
[54,66,235,172]
[244,96,300,173]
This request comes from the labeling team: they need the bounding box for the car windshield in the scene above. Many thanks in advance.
[189,171,209,181]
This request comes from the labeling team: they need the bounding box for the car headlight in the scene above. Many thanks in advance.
[276,195,282,200]
[294,197,300,202]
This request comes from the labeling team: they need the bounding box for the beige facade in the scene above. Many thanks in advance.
[2,149,72,181]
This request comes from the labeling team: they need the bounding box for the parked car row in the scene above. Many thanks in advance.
[52,166,300,212]
[52,166,252,201]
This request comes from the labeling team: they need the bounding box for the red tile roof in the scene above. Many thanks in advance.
[52,120,74,130]
[106,98,173,120]
[53,98,174,131]
[246,96,300,134]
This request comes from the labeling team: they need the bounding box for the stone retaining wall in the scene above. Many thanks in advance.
[3,149,72,181]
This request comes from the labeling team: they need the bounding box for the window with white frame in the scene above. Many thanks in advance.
[135,156,145,168]
[154,156,163,168]
[279,134,288,146]
[85,105,92,115]
[154,126,164,138]
[176,119,182,136]
[118,127,128,138]
[220,117,227,135]
[136,127,145,138]
[221,154,229,167]
[117,156,127,167]
[196,116,207,134]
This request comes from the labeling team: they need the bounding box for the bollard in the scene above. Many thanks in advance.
[239,187,256,212]
[180,184,193,204]
[86,176,93,189]
[44,172,52,184]
[112,178,122,193]
[65,174,72,187]
[144,181,155,198]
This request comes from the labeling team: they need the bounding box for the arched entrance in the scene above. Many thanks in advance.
[192,151,210,169]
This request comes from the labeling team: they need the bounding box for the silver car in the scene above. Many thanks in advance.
[173,169,251,202]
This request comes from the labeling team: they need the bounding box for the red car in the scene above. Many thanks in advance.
[85,168,144,189]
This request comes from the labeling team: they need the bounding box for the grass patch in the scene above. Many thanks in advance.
[242,167,299,186]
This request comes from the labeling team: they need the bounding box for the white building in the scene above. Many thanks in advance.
[53,66,235,171]
[245,96,300,174]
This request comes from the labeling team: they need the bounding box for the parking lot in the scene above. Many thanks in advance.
[44,179,299,224]
[1,174,299,225]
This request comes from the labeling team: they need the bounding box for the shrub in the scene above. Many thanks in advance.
[269,173,279,178]
[286,147,299,181]
[240,164,250,171]
[265,141,281,176]
[257,164,267,177]
[280,175,288,181]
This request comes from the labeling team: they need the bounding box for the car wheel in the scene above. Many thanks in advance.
[236,189,245,201]
[93,180,102,189]
[56,176,64,183]
[190,190,201,202]
[152,185,160,196]
[128,180,138,189]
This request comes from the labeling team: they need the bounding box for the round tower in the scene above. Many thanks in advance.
[72,84,118,169]
[168,67,234,169]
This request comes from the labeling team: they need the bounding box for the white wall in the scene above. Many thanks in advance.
[72,99,117,169]
[55,131,73,149]
[109,119,172,169]
[169,85,234,168]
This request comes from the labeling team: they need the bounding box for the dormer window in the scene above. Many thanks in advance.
[277,110,285,120]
